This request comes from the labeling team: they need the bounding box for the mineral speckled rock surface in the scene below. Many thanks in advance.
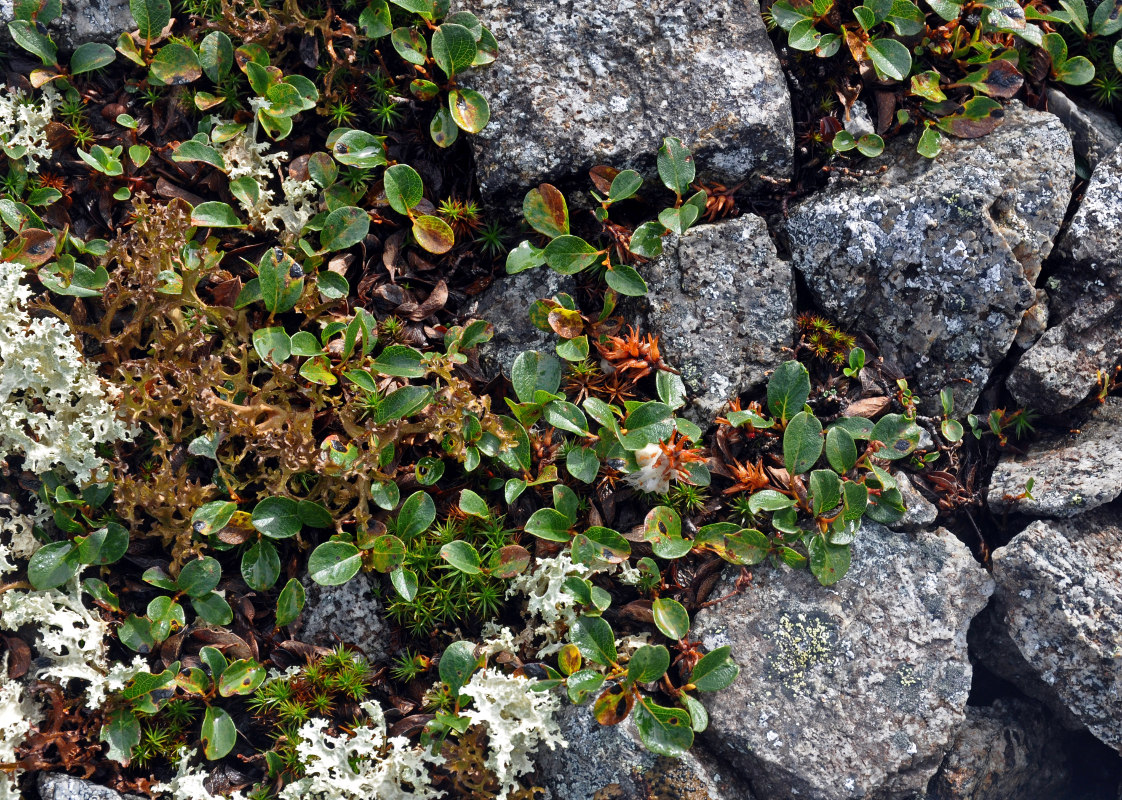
[38,773,145,800]
[1045,88,1122,171]
[464,266,578,381]
[987,398,1122,518]
[1008,144,1122,414]
[927,698,1076,800]
[783,101,1073,414]
[693,523,993,800]
[536,701,755,800]
[457,0,793,203]
[974,509,1122,751]
[0,0,133,50]
[293,571,389,663]
[634,214,795,420]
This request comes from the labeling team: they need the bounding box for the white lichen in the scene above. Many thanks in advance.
[459,669,566,800]
[154,749,251,800]
[505,550,591,656]
[0,261,135,484]
[0,576,139,709]
[214,109,319,236]
[0,84,58,173]
[278,700,443,800]
[0,655,42,800]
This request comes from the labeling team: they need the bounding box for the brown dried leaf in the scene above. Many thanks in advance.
[589,165,620,195]
[844,396,891,418]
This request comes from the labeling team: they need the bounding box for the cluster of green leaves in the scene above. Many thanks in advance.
[507,137,708,296]
[24,473,123,590]
[360,0,495,146]
[769,0,1122,158]
[101,646,266,765]
[6,0,117,79]
[719,360,915,584]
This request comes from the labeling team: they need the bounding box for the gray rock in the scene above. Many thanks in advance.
[844,101,876,140]
[986,398,1122,518]
[975,509,1122,750]
[1046,88,1122,172]
[784,102,1074,414]
[693,523,994,800]
[927,698,1075,800]
[464,267,578,381]
[38,773,144,800]
[293,571,389,664]
[1009,144,1122,414]
[635,214,795,421]
[458,0,793,203]
[1,0,132,51]
[889,472,938,533]
[537,701,755,800]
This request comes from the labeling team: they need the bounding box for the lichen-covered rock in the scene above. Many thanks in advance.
[693,523,993,800]
[784,102,1074,414]
[1046,88,1122,172]
[458,0,792,203]
[536,701,755,800]
[1,0,133,50]
[464,267,578,381]
[974,509,1122,751]
[38,773,145,800]
[927,698,1075,800]
[1008,144,1122,414]
[294,572,389,663]
[987,398,1122,518]
[634,214,795,420]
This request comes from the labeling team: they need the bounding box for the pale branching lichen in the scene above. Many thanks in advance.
[459,669,567,800]
[1,656,42,800]
[0,84,58,173]
[0,576,141,709]
[0,262,135,484]
[155,749,251,800]
[215,107,319,236]
[279,700,443,800]
[505,551,591,656]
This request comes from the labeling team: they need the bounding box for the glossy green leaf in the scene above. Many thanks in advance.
[321,206,370,252]
[657,137,695,195]
[390,566,418,600]
[652,597,690,640]
[391,26,427,65]
[825,426,858,474]
[458,489,490,518]
[543,235,599,274]
[870,413,921,460]
[809,469,842,515]
[191,201,243,228]
[412,214,455,254]
[252,327,291,364]
[397,491,436,540]
[276,577,305,627]
[130,0,171,39]
[430,106,459,148]
[308,541,362,585]
[70,42,116,74]
[866,37,911,81]
[28,541,79,590]
[332,129,387,168]
[448,88,490,133]
[218,659,265,697]
[571,526,630,566]
[9,20,57,66]
[432,22,477,77]
[241,539,281,591]
[384,163,424,215]
[440,540,482,574]
[201,706,237,760]
[101,708,140,763]
[783,410,824,475]
[633,700,693,757]
[523,184,568,238]
[571,615,617,666]
[251,496,301,539]
[76,523,129,565]
[689,645,739,692]
[808,535,851,585]
[177,556,222,597]
[439,640,481,700]
[767,360,811,422]
[628,644,670,685]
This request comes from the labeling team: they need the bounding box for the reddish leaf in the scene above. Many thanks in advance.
[594,683,635,726]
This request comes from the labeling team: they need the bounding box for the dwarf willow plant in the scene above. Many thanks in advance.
[769,0,1122,158]
[507,137,707,296]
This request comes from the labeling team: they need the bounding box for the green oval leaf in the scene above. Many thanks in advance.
[149,43,202,85]
[190,201,243,228]
[432,22,477,77]
[177,556,222,598]
[321,206,370,252]
[871,413,921,460]
[241,539,281,591]
[77,523,129,565]
[783,410,824,475]
[440,540,482,574]
[448,88,490,133]
[633,700,693,757]
[543,235,600,274]
[866,37,911,81]
[657,137,695,196]
[332,129,387,168]
[218,659,266,697]
[28,541,79,590]
[276,577,305,627]
[652,597,690,640]
[571,615,617,666]
[308,541,362,585]
[767,360,811,422]
[397,491,436,540]
[130,0,171,40]
[412,214,455,254]
[251,496,302,539]
[384,163,424,215]
[523,184,569,238]
[70,42,116,75]
[628,644,670,685]
[201,706,236,760]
